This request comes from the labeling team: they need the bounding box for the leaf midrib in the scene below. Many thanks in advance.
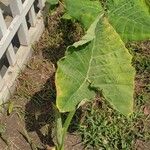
[62,39,96,110]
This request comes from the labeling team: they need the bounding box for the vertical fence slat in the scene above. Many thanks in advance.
[6,44,16,66]
[0,9,4,91]
[0,65,7,91]
[0,74,3,91]
[0,11,6,38]
[29,5,36,27]
[18,20,29,45]
[0,9,7,38]
[0,9,16,66]
[38,0,46,9]
[10,0,29,46]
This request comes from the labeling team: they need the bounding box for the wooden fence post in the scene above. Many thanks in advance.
[0,9,16,66]
[10,0,29,46]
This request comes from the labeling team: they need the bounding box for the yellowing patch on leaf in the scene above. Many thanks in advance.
[56,84,62,97]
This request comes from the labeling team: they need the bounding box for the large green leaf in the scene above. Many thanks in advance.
[56,16,135,116]
[64,0,103,29]
[107,0,150,42]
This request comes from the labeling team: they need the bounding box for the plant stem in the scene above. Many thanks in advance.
[56,110,76,150]
[62,110,76,140]
[55,106,63,150]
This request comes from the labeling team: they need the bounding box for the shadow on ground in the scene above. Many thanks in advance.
[24,4,84,149]
[25,78,55,147]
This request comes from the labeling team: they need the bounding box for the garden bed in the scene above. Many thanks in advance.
[0,3,150,150]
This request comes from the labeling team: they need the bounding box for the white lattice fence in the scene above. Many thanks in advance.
[0,0,45,104]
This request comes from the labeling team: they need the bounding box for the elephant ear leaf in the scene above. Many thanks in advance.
[56,15,135,116]
[64,0,103,29]
[107,0,150,42]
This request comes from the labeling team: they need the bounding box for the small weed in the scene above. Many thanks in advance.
[78,99,150,150]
